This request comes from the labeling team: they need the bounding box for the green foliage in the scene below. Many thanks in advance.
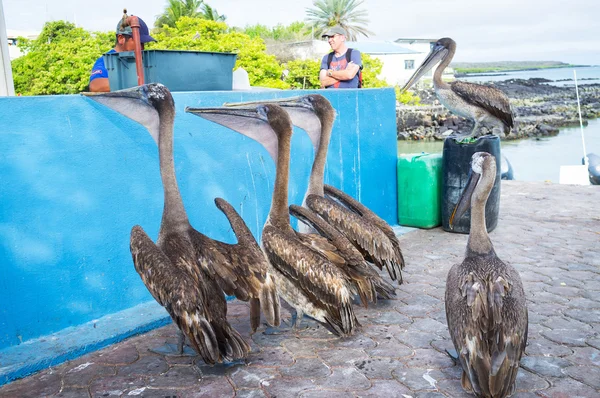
[148,18,286,88]
[360,53,387,88]
[155,0,204,28]
[10,21,113,95]
[243,21,312,41]
[305,0,373,41]
[283,58,321,89]
[201,4,226,21]
[394,86,421,105]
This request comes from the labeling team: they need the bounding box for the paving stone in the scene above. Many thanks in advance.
[118,354,169,376]
[564,308,600,324]
[586,338,600,350]
[299,390,351,398]
[234,389,268,398]
[314,367,370,391]
[401,294,442,308]
[563,365,600,389]
[542,316,593,331]
[145,365,202,388]
[93,342,139,365]
[520,356,573,377]
[542,285,581,297]
[409,318,448,335]
[186,376,235,397]
[62,362,116,387]
[195,359,245,377]
[282,338,330,357]
[354,379,412,397]
[395,304,437,318]
[229,367,278,389]
[318,347,369,366]
[360,324,404,341]
[89,376,147,397]
[527,302,567,318]
[435,378,475,397]
[353,357,404,379]
[582,289,600,302]
[0,370,62,398]
[124,388,182,397]
[296,323,340,339]
[441,364,463,380]
[514,368,550,392]
[413,392,447,398]
[361,310,412,326]
[404,348,455,369]
[54,386,92,397]
[261,377,316,398]
[335,334,376,350]
[366,338,413,358]
[541,329,593,347]
[393,330,442,349]
[566,346,600,367]
[246,346,294,367]
[525,337,574,357]
[568,297,600,310]
[279,357,331,379]
[392,367,445,390]
[535,375,600,398]
[251,331,288,347]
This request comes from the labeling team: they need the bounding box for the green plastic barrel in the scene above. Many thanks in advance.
[397,153,443,228]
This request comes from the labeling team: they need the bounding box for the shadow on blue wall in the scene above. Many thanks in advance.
[0,88,397,371]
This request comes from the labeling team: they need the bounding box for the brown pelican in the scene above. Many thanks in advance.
[225,95,404,285]
[186,103,359,337]
[83,84,259,363]
[446,152,527,397]
[226,94,395,306]
[402,38,514,138]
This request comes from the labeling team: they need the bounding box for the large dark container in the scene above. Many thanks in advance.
[104,50,237,92]
[442,135,501,233]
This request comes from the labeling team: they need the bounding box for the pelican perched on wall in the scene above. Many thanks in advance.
[83,84,265,363]
[186,103,359,337]
[225,95,404,285]
[402,38,514,138]
[446,152,528,397]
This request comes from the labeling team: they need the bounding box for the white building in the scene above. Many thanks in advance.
[6,30,39,60]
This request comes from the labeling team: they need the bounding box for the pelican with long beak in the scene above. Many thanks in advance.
[83,84,253,363]
[402,38,514,138]
[446,152,528,397]
[225,95,403,288]
[186,103,359,337]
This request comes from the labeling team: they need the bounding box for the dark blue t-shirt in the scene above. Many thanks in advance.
[89,49,116,83]
[320,49,362,89]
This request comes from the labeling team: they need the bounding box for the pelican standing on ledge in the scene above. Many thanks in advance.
[446,152,527,397]
[402,38,514,138]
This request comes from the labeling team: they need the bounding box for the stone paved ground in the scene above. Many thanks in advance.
[1,181,599,398]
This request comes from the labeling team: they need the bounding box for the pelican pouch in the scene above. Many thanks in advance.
[441,135,501,234]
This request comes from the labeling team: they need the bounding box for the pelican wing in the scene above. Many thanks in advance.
[445,258,528,397]
[262,225,357,335]
[451,80,514,128]
[129,225,221,364]
[306,194,403,282]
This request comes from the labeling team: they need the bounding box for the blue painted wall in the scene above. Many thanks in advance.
[0,88,398,351]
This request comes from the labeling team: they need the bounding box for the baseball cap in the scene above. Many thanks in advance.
[116,16,156,44]
[321,25,346,38]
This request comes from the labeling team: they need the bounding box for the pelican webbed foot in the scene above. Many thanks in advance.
[148,329,197,357]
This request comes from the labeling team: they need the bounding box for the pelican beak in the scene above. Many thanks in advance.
[82,84,167,144]
[449,169,480,230]
[185,105,279,162]
[223,95,308,109]
[401,43,448,92]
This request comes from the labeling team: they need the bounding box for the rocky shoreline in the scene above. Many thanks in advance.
[397,78,600,140]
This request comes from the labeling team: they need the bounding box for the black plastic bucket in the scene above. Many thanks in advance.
[442,135,502,234]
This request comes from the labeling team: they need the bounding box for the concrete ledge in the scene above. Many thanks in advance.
[0,301,170,386]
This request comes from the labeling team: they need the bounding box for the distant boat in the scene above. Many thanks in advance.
[585,153,600,185]
[501,154,514,180]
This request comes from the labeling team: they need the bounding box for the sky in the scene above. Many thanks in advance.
[3,0,600,65]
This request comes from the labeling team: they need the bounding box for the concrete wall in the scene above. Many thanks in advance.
[0,87,397,351]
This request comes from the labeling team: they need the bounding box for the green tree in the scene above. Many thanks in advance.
[360,53,387,88]
[244,21,312,41]
[305,0,373,41]
[11,21,112,95]
[155,0,204,28]
[148,17,287,88]
[283,59,321,89]
[201,4,226,21]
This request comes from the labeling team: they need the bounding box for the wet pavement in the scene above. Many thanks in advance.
[1,181,599,398]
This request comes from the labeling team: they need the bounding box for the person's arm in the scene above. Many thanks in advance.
[329,62,360,81]
[319,69,338,88]
[89,78,110,92]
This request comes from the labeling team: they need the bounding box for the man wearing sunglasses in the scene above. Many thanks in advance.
[319,26,362,89]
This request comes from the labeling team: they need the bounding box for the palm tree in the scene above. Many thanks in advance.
[201,4,227,21]
[305,0,373,41]
[155,0,204,28]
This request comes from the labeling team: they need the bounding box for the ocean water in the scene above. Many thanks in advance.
[397,118,600,183]
[457,65,600,87]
